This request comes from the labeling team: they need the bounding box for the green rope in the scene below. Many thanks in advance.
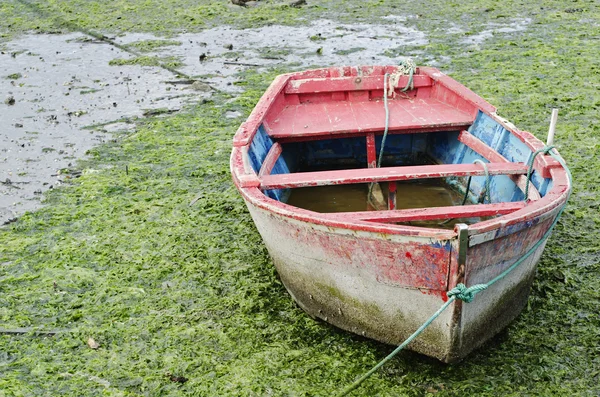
[337,146,571,397]
[460,175,473,205]
[335,296,457,397]
[376,73,391,169]
[459,159,491,205]
[447,283,488,303]
[439,159,490,226]
[472,159,491,204]
[367,60,417,205]
[367,73,391,205]
[396,58,416,92]
[524,146,555,201]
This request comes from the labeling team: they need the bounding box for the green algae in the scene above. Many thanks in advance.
[334,47,366,55]
[125,39,182,53]
[109,55,183,68]
[1,0,600,396]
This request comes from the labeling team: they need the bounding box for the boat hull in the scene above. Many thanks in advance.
[230,66,571,361]
[243,193,558,362]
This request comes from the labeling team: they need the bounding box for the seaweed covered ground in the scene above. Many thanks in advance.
[1,0,599,396]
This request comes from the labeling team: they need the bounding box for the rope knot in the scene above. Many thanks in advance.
[447,283,488,303]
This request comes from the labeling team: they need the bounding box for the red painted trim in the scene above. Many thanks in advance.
[238,174,260,188]
[284,75,432,94]
[327,202,526,223]
[274,124,471,144]
[232,74,290,147]
[258,142,282,178]
[268,98,473,141]
[458,130,541,200]
[388,181,397,210]
[419,67,497,114]
[259,163,529,190]
[366,133,376,168]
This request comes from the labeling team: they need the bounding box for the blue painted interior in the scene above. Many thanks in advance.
[295,134,429,170]
[428,112,550,203]
[250,113,551,206]
[467,112,550,198]
[249,125,290,201]
[248,125,273,173]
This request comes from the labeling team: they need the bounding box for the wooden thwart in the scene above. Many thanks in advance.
[258,142,282,178]
[260,162,529,190]
[458,130,541,200]
[327,202,527,223]
[284,75,432,94]
[267,99,473,141]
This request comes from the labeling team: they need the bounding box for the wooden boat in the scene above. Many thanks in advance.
[230,66,570,362]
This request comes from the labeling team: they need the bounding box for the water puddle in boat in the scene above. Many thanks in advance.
[286,179,492,229]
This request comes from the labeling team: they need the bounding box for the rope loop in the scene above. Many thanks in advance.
[369,59,416,205]
[388,58,416,95]
[524,145,556,201]
[447,283,488,303]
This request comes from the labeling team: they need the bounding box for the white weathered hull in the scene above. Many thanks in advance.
[244,198,554,362]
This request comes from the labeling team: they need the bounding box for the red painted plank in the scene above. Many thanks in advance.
[366,133,376,168]
[260,162,529,190]
[232,74,290,147]
[388,181,397,210]
[284,75,432,94]
[268,98,473,140]
[328,202,527,223]
[458,130,506,163]
[419,67,497,115]
[458,130,541,201]
[258,142,282,178]
[324,101,359,133]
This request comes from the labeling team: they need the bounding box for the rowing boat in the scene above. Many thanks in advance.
[230,65,570,362]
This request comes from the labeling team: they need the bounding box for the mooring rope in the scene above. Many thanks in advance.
[367,59,417,207]
[377,59,417,170]
[338,147,571,397]
[438,159,491,226]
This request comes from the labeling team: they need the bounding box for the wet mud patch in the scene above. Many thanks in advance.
[113,19,428,90]
[0,15,539,224]
[0,33,209,223]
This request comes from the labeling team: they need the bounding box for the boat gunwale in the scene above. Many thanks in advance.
[230,66,571,241]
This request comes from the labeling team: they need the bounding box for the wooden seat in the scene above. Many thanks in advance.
[266,98,474,141]
[284,75,432,94]
[325,202,527,223]
[259,162,529,190]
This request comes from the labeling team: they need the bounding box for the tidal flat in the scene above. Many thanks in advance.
[0,1,599,395]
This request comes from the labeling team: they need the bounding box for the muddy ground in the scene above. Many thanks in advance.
[1,1,599,396]
[1,17,529,224]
